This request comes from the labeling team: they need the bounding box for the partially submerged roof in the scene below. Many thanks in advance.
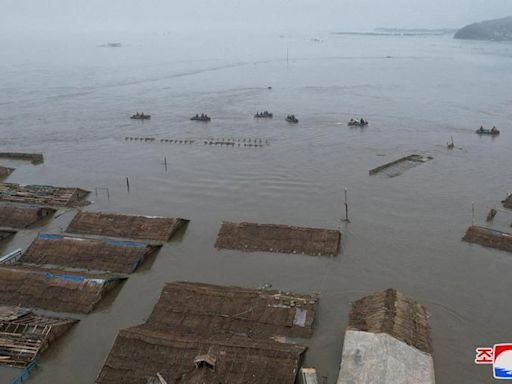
[0,183,90,207]
[0,152,44,165]
[369,154,433,177]
[147,282,319,339]
[66,211,189,241]
[96,325,306,384]
[336,330,435,384]
[0,166,14,180]
[0,229,16,243]
[348,288,432,354]
[0,203,56,229]
[215,221,341,257]
[21,233,161,274]
[463,225,512,253]
[0,265,126,314]
[0,307,77,367]
[97,281,317,384]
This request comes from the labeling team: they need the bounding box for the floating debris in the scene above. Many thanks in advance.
[369,154,433,177]
[463,225,512,254]
[0,203,56,229]
[215,221,341,257]
[0,182,90,207]
[96,282,317,384]
[337,289,434,384]
[67,211,189,242]
[20,233,161,274]
[0,153,44,165]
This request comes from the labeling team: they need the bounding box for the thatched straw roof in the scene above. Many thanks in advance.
[347,288,432,354]
[66,211,189,241]
[0,229,16,243]
[96,325,306,384]
[0,167,14,180]
[0,182,89,207]
[0,203,56,229]
[463,225,512,253]
[147,282,319,339]
[0,307,77,367]
[21,233,161,274]
[96,282,318,384]
[0,265,126,314]
[215,221,341,257]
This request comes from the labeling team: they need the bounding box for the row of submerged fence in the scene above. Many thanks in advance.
[124,136,271,146]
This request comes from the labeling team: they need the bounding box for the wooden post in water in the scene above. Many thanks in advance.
[472,202,475,226]
[344,188,350,223]
[126,177,130,193]
[164,156,168,172]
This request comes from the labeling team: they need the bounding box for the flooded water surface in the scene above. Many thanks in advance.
[0,31,512,383]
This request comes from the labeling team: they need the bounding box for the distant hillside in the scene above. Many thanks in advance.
[455,16,512,41]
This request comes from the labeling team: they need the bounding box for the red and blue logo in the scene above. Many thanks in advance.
[476,344,512,379]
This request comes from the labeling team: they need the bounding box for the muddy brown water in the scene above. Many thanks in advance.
[0,32,511,383]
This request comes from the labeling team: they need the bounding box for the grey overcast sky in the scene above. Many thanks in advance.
[3,0,512,33]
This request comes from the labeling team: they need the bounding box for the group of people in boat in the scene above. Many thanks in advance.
[131,112,150,119]
[348,118,369,126]
[254,111,273,118]
[478,125,499,135]
[191,113,211,121]
[286,114,299,123]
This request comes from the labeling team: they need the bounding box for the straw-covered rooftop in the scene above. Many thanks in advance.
[0,182,89,207]
[96,325,306,384]
[147,281,319,339]
[463,225,512,253]
[0,203,56,229]
[21,233,161,274]
[215,221,341,257]
[66,211,189,241]
[96,282,317,384]
[0,265,126,314]
[0,306,77,367]
[348,288,432,354]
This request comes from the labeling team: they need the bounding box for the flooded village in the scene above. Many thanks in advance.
[2,3,512,384]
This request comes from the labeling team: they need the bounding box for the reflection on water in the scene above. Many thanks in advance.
[0,31,512,383]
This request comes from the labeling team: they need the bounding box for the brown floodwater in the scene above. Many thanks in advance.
[0,32,511,383]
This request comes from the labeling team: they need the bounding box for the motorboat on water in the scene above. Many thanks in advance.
[348,118,368,127]
[476,126,500,136]
[191,114,211,122]
[131,113,151,120]
[286,114,299,123]
[254,111,273,119]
